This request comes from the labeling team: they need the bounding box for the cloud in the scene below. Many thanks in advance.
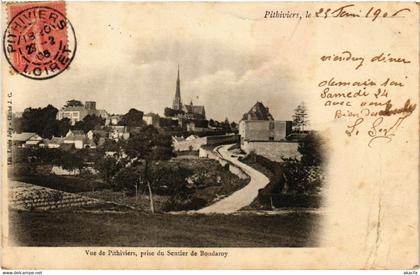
[183,59,300,121]
[11,10,302,123]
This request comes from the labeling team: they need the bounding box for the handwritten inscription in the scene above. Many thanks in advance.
[320,51,411,70]
[263,4,411,22]
[314,4,410,22]
[318,51,416,148]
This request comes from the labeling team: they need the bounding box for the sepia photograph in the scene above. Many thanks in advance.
[1,1,418,270]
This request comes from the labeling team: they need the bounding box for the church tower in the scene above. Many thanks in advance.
[172,65,183,110]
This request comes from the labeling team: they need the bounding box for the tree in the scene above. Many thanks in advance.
[12,116,23,133]
[20,105,59,138]
[55,118,71,137]
[64,99,84,107]
[15,105,71,138]
[92,133,101,145]
[123,125,173,213]
[208,119,215,127]
[292,103,309,132]
[298,132,324,166]
[53,150,85,171]
[113,167,141,194]
[193,119,208,129]
[159,117,179,128]
[223,118,231,132]
[164,107,184,118]
[96,156,124,187]
[101,139,120,152]
[119,108,144,127]
[73,114,104,133]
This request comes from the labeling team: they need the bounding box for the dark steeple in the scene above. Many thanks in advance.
[172,65,183,110]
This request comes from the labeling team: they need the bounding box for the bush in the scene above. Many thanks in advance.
[298,132,325,166]
[112,167,141,193]
[164,193,207,211]
[242,152,324,196]
[257,193,322,208]
[150,164,192,195]
[281,161,323,194]
[13,147,63,164]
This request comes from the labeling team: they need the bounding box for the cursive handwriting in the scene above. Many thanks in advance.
[321,51,364,70]
[367,115,410,148]
[345,117,364,137]
[378,99,416,116]
[343,99,416,147]
[315,4,411,22]
[321,51,412,70]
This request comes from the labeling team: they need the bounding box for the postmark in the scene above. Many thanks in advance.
[3,2,76,80]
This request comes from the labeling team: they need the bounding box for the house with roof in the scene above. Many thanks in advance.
[105,114,122,126]
[239,102,291,142]
[108,125,130,141]
[87,129,107,140]
[12,132,43,148]
[87,129,108,147]
[172,134,206,152]
[183,101,206,120]
[63,129,98,149]
[56,101,109,125]
[185,119,208,132]
[66,129,85,136]
[47,137,65,148]
[143,113,160,127]
[64,130,87,149]
[239,102,298,161]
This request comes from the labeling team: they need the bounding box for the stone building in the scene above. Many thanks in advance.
[239,102,292,142]
[56,101,109,125]
[143,112,160,127]
[239,102,299,161]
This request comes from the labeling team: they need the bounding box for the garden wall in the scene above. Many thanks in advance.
[174,135,239,152]
[199,147,248,180]
[242,141,300,162]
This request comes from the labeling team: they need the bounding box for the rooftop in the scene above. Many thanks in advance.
[13,132,40,142]
[242,102,274,121]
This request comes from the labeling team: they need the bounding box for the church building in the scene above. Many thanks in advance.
[171,66,206,120]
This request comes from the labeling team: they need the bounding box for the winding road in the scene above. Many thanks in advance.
[196,144,270,214]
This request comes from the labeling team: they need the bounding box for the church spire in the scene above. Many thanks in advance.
[172,64,183,110]
[177,64,180,81]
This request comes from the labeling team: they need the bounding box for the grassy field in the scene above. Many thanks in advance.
[9,210,321,247]
[11,156,249,212]
[79,157,249,212]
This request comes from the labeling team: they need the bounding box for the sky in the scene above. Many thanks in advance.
[7,3,313,122]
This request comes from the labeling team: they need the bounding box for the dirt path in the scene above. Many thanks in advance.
[196,144,270,214]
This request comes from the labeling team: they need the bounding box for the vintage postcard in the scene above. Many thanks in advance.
[1,1,418,270]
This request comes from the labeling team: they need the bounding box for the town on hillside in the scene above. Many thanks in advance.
[9,66,325,247]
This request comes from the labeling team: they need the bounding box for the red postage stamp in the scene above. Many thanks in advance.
[3,1,76,80]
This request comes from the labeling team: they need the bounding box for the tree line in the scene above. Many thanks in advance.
[13,101,147,139]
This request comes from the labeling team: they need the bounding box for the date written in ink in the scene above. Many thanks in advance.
[314,4,411,22]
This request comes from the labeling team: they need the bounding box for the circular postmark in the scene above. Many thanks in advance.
[3,6,77,80]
